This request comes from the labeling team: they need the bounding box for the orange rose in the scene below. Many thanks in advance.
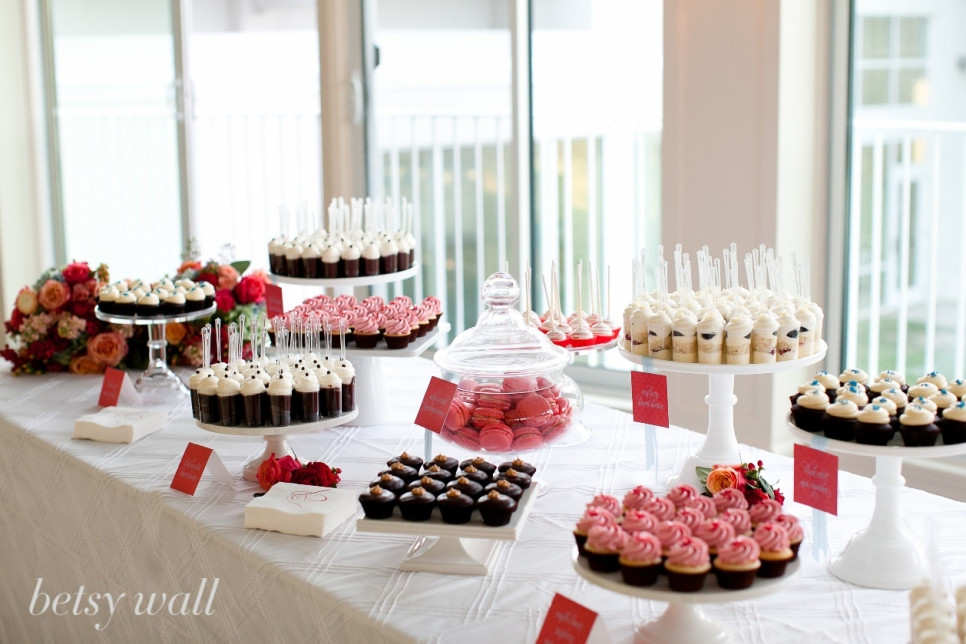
[166,322,188,346]
[177,260,202,274]
[69,354,106,375]
[15,286,39,315]
[216,265,239,291]
[38,280,70,311]
[706,466,745,494]
[87,331,129,366]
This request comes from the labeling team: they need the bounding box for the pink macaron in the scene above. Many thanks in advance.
[470,406,505,429]
[453,426,481,449]
[444,400,470,431]
[479,422,514,451]
[515,394,552,427]
[511,426,543,451]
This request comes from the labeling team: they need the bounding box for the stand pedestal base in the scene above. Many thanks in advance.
[352,354,391,426]
[241,435,295,482]
[400,536,498,575]
[634,604,729,644]
[829,525,926,590]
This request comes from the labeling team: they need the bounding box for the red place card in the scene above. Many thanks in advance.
[414,376,458,433]
[630,371,669,427]
[98,367,126,407]
[793,443,839,515]
[536,593,598,644]
[264,283,285,318]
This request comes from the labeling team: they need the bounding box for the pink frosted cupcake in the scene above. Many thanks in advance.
[622,485,655,513]
[384,317,412,349]
[666,483,699,509]
[351,316,381,349]
[584,523,628,572]
[587,493,622,518]
[688,495,717,520]
[664,537,712,592]
[748,498,783,528]
[621,509,658,536]
[694,518,736,559]
[712,488,749,514]
[655,520,692,558]
[713,535,761,589]
[718,508,752,536]
[754,522,793,578]
[573,506,617,556]
[642,496,676,522]
[775,514,804,560]
[675,506,705,532]
[619,532,662,587]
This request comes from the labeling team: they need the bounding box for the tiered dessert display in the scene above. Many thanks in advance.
[267,197,446,426]
[434,272,584,453]
[787,368,966,589]
[356,454,540,574]
[619,245,826,486]
[571,483,800,643]
[528,262,621,351]
[193,319,358,481]
[95,276,216,393]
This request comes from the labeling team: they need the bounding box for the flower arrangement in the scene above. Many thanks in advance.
[256,453,342,491]
[1,261,133,375]
[156,249,269,367]
[696,461,784,507]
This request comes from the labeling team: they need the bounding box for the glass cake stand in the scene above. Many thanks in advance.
[573,548,800,643]
[619,342,827,487]
[356,482,540,575]
[95,305,216,395]
[786,417,966,589]
[197,408,358,482]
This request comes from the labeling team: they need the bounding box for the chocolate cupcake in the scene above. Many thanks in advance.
[908,382,940,401]
[790,379,825,406]
[854,404,895,446]
[880,388,908,430]
[420,463,454,484]
[931,389,959,418]
[388,451,424,471]
[821,399,859,441]
[790,388,829,432]
[498,458,537,477]
[476,490,517,526]
[408,475,446,497]
[436,488,475,524]
[460,456,497,477]
[939,401,966,445]
[494,468,532,490]
[713,536,761,589]
[446,476,484,499]
[899,404,941,447]
[483,478,523,501]
[457,464,490,486]
[425,454,459,476]
[378,462,419,485]
[369,473,407,498]
[812,370,841,402]
[136,292,161,317]
[398,486,436,521]
[664,537,712,592]
[835,383,869,408]
[619,532,663,587]
[359,485,397,519]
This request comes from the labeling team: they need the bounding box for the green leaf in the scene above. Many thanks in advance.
[758,476,775,498]
[695,466,712,480]
[230,260,250,275]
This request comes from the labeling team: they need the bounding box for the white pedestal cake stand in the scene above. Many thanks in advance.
[572,548,800,643]
[197,409,358,482]
[619,343,827,487]
[786,418,966,589]
[355,483,539,575]
[270,263,451,426]
[95,304,216,395]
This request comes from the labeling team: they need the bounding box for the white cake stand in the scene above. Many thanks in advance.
[356,482,539,575]
[786,417,966,589]
[95,305,216,394]
[197,408,358,482]
[619,343,827,487]
[270,262,419,288]
[573,548,799,643]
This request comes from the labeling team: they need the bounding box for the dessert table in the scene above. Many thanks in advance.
[1,358,964,643]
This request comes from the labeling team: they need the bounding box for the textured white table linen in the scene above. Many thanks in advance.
[1,357,963,643]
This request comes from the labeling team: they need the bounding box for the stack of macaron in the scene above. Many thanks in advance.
[358,453,535,526]
[790,368,966,446]
[273,294,443,350]
[438,376,575,452]
[97,277,214,317]
[574,483,802,591]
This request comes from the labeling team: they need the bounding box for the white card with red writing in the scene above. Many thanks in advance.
[171,442,234,495]
[98,367,142,407]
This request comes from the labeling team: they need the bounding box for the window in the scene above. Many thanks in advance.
[855,15,928,107]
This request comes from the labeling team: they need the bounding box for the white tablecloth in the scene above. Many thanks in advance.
[1,357,964,643]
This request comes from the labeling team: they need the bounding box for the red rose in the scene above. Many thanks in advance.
[256,453,302,491]
[772,488,785,505]
[198,272,218,286]
[62,261,91,285]
[743,486,769,507]
[71,299,96,318]
[215,289,236,313]
[234,275,265,305]
[290,462,342,488]
[6,308,24,333]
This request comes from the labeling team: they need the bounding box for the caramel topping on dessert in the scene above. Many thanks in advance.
[512,458,525,466]
[456,476,469,485]
[434,454,449,463]
[446,489,462,498]
[496,480,511,489]
[389,463,406,472]
[379,474,393,482]
[370,485,384,494]
[419,476,433,486]
[505,468,518,476]
[464,465,479,474]
[411,487,425,496]
[426,464,442,473]
[486,491,500,499]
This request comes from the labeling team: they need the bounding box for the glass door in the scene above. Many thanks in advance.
[44,0,184,278]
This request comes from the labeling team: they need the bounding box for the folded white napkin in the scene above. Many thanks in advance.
[244,483,355,538]
[73,407,166,443]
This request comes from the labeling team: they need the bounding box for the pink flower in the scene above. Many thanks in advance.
[86,331,129,366]
[15,287,39,315]
[234,275,265,305]
[215,289,236,313]
[38,280,70,311]
[57,315,87,340]
[62,261,92,285]
[256,453,302,491]
[216,264,240,291]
